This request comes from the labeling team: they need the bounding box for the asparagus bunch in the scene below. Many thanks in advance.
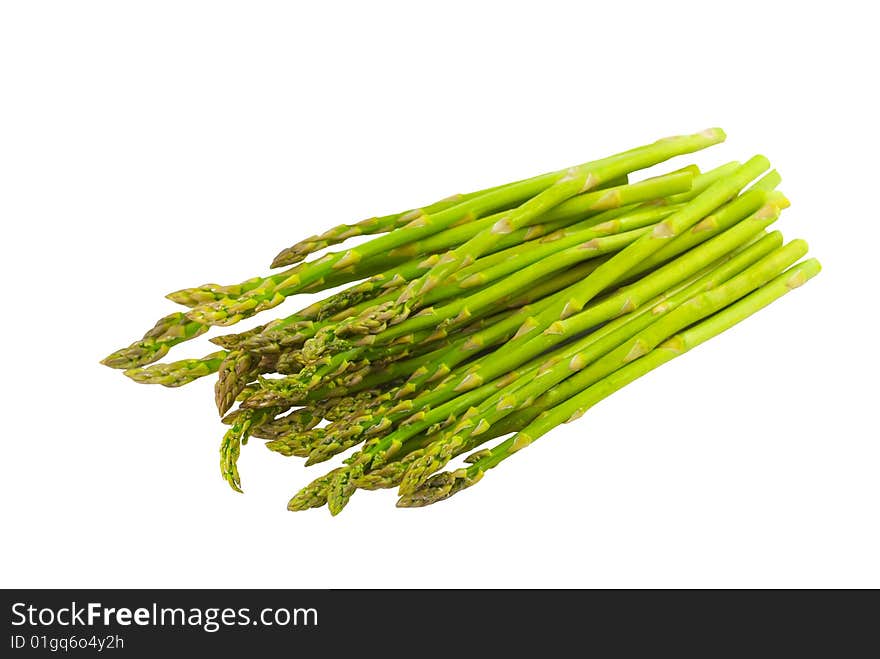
[102,129,820,514]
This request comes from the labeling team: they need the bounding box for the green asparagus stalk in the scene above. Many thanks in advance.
[123,351,228,387]
[247,407,325,439]
[215,350,263,416]
[220,406,280,492]
[271,191,494,268]
[269,170,633,268]
[101,312,209,369]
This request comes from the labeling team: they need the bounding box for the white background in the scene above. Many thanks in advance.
[1,1,877,588]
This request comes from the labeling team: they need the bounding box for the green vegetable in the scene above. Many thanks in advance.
[102,129,820,515]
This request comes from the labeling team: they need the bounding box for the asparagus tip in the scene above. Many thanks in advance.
[270,248,301,269]
[396,469,481,508]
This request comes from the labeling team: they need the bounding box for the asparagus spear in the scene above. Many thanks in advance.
[271,191,494,269]
[220,406,281,492]
[246,407,324,439]
[101,312,209,369]
[215,350,263,416]
[270,169,633,268]
[399,258,821,507]
[124,351,228,387]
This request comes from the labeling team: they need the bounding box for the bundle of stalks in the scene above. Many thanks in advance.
[104,129,820,514]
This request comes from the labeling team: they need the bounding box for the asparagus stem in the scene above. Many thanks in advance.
[269,171,634,269]
[100,312,209,369]
[270,191,495,269]
[220,406,280,492]
[123,351,228,387]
